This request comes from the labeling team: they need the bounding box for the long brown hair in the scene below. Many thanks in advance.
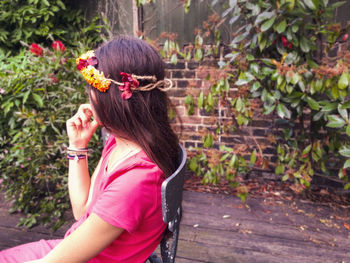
[88,36,179,177]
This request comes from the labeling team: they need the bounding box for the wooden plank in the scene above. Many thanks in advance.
[176,191,350,263]
[182,191,350,235]
[177,225,350,263]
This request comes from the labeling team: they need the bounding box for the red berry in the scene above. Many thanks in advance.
[281,36,288,47]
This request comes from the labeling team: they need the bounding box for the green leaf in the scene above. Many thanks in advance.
[254,11,275,25]
[338,104,348,121]
[198,92,204,109]
[302,144,312,155]
[338,72,349,90]
[330,1,345,9]
[170,54,178,64]
[346,124,350,137]
[236,97,244,112]
[344,159,350,169]
[322,102,337,112]
[345,183,350,190]
[300,37,310,53]
[292,25,299,33]
[327,115,346,128]
[250,63,259,75]
[340,100,350,109]
[251,81,261,92]
[275,164,285,174]
[41,0,50,6]
[189,158,198,171]
[194,49,203,61]
[306,97,319,110]
[276,20,287,34]
[339,146,350,158]
[246,54,255,61]
[207,92,214,107]
[307,59,318,68]
[303,0,316,10]
[282,174,289,181]
[22,90,30,104]
[250,150,257,165]
[261,17,276,32]
[203,134,213,148]
[220,153,231,162]
[229,154,238,168]
[277,103,291,119]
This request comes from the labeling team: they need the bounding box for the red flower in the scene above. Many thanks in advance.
[288,43,292,49]
[51,40,66,52]
[76,59,88,70]
[119,72,139,100]
[29,43,43,56]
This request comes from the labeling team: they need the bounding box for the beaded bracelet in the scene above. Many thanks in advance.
[67,153,88,162]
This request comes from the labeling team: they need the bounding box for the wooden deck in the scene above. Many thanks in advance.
[1,191,350,262]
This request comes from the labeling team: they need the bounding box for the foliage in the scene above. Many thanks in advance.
[0,0,102,53]
[0,40,102,230]
[223,0,350,192]
[155,0,350,197]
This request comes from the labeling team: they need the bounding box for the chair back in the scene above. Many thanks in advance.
[161,144,187,225]
[158,144,186,263]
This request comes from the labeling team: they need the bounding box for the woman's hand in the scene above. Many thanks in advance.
[66,104,99,148]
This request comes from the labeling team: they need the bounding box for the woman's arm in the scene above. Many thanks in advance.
[26,213,123,263]
[66,104,99,220]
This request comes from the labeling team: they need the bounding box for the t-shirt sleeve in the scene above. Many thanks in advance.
[91,164,161,233]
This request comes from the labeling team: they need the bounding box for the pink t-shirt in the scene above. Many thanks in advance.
[65,136,166,262]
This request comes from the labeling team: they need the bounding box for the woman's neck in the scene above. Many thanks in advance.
[114,136,141,153]
[107,136,142,172]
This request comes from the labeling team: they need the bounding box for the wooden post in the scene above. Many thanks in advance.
[132,0,139,36]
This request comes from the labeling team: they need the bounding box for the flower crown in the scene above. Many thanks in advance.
[76,50,172,100]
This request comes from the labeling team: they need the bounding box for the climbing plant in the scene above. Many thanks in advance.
[139,0,350,197]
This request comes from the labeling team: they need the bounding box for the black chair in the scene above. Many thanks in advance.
[147,144,187,263]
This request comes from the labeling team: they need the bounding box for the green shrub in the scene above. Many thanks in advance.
[0,0,103,53]
[0,40,102,230]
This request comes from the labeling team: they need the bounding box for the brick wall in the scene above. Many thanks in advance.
[165,59,278,176]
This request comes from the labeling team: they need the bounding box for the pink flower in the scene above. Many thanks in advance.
[0,88,5,94]
[27,157,31,161]
[0,179,3,185]
[20,164,24,168]
[51,40,66,52]
[29,43,43,56]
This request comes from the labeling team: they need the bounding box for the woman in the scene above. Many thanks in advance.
[0,36,179,262]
